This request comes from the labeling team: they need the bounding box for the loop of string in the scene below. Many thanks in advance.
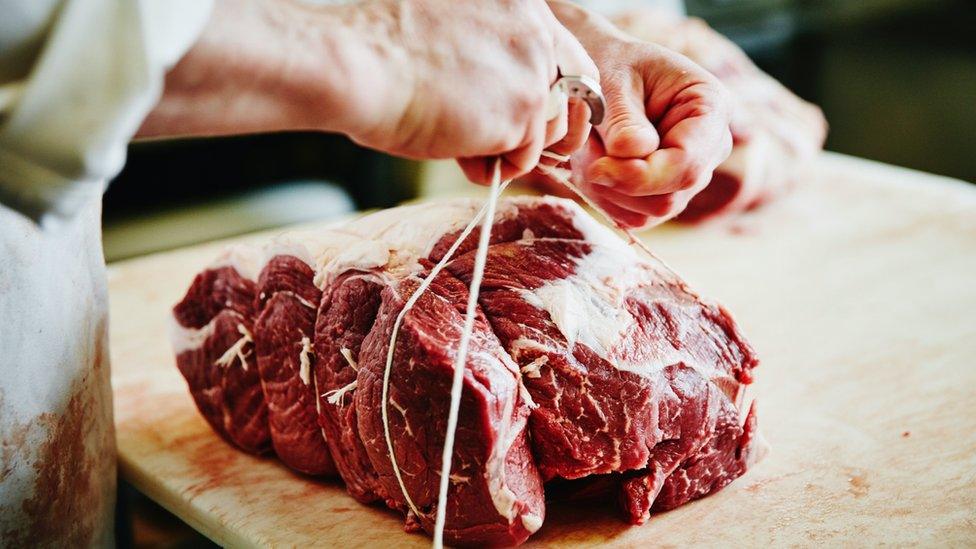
[380,159,510,537]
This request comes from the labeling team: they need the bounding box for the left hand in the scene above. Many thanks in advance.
[545,2,733,228]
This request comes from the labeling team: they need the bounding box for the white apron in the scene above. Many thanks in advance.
[0,191,115,546]
[0,1,211,545]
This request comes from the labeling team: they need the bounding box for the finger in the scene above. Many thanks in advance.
[457,157,495,185]
[635,125,729,200]
[547,98,591,156]
[568,129,606,183]
[720,126,734,164]
[655,96,731,171]
[586,148,706,196]
[547,16,598,153]
[599,185,696,228]
[500,111,548,181]
[585,189,652,229]
[596,70,660,159]
[647,66,732,175]
[593,186,680,218]
[543,98,569,151]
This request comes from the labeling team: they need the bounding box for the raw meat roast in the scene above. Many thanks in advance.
[171,196,766,546]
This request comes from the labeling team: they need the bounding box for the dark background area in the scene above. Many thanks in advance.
[104,0,976,225]
[692,0,975,181]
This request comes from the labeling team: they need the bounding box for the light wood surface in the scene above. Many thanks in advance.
[109,153,976,547]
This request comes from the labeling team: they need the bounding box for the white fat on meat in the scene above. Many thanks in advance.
[517,230,641,358]
[208,244,262,281]
[520,211,722,382]
[314,238,391,288]
[169,248,258,362]
[344,200,480,256]
[521,513,543,533]
[214,324,253,370]
[262,234,317,267]
[343,199,524,268]
[300,196,590,287]
[168,315,218,355]
[298,336,313,385]
[301,199,512,287]
[260,230,377,287]
[248,228,393,291]
[520,356,547,378]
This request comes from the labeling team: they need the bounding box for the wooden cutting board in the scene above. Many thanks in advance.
[109,153,976,547]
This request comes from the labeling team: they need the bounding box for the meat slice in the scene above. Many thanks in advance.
[171,251,271,454]
[253,254,336,476]
[619,392,761,521]
[313,271,390,503]
[447,216,763,523]
[308,199,578,519]
[355,270,544,546]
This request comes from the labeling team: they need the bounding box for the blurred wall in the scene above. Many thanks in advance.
[691,0,975,182]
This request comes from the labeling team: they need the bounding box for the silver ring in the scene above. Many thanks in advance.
[553,75,605,126]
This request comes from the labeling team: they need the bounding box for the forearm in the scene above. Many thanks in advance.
[137,0,403,139]
[546,1,633,56]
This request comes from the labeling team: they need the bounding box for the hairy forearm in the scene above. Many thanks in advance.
[137,0,403,139]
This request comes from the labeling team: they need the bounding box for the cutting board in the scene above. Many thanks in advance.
[109,153,976,547]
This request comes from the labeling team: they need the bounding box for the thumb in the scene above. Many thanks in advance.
[597,73,660,159]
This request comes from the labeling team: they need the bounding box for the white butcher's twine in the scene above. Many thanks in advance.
[536,154,681,278]
[432,159,505,548]
[380,158,510,540]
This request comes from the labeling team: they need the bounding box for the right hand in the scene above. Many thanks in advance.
[338,0,599,184]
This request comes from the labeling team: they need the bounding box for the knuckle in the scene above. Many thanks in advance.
[685,96,719,120]
[514,88,548,114]
[704,81,734,118]
[680,160,707,191]
[511,94,549,133]
[651,194,677,217]
[501,130,523,152]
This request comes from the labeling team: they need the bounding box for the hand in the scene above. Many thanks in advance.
[139,0,597,185]
[612,9,828,224]
[547,2,733,228]
[342,0,600,184]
